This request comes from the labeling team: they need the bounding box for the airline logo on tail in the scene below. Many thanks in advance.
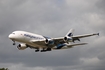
[68,33,73,37]
[66,29,74,37]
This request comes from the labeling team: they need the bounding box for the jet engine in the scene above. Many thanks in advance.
[64,37,73,43]
[45,39,54,45]
[17,44,28,50]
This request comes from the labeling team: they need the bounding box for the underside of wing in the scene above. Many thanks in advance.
[53,37,65,44]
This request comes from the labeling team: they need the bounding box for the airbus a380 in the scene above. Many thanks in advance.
[8,29,99,52]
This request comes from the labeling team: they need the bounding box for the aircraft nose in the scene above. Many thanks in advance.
[8,34,14,39]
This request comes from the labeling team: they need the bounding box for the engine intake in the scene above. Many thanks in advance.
[17,44,27,50]
[45,39,54,45]
[64,37,73,43]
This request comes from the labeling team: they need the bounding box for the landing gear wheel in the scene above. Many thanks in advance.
[35,49,39,52]
[41,50,46,52]
[40,48,47,52]
[13,42,16,45]
[46,48,51,51]
[41,50,43,52]
[12,40,16,45]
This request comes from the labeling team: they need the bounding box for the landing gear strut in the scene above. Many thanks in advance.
[12,40,16,45]
[40,48,47,52]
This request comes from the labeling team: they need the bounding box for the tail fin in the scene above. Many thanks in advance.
[66,29,74,37]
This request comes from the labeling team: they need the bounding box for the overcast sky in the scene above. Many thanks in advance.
[0,0,105,70]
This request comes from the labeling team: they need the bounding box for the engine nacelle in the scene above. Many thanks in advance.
[64,37,73,43]
[45,39,54,45]
[17,44,28,50]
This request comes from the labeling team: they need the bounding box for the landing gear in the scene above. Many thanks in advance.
[35,48,51,52]
[13,42,16,45]
[12,40,16,45]
[46,48,51,51]
[40,48,46,52]
[35,49,39,52]
[40,48,51,52]
[41,50,46,52]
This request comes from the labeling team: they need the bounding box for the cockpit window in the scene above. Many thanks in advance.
[12,33,15,34]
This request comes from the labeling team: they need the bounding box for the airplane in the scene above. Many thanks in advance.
[8,29,99,52]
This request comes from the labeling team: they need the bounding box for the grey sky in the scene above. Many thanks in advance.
[0,0,105,70]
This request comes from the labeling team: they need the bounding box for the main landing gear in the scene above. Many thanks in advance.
[35,49,39,52]
[35,48,51,52]
[13,42,16,45]
[35,49,46,52]
[40,50,46,52]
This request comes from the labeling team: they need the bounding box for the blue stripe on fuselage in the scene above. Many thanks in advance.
[24,34,43,39]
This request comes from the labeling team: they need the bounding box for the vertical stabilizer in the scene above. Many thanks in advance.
[66,29,74,37]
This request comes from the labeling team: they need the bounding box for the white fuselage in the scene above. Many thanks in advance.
[8,31,46,48]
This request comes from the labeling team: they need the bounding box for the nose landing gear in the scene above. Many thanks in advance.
[13,42,16,45]
[12,40,16,45]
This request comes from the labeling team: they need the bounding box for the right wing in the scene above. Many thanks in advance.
[53,43,87,50]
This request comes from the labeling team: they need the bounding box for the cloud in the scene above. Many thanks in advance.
[0,0,105,70]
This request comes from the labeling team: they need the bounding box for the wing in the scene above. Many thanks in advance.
[52,43,87,50]
[30,40,55,48]
[72,33,99,38]
[29,33,99,49]
[53,33,99,43]
[53,37,64,44]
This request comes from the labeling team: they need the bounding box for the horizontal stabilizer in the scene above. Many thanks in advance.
[67,43,87,48]
[53,43,87,50]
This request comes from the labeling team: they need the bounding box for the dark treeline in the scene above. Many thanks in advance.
[0,68,8,70]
